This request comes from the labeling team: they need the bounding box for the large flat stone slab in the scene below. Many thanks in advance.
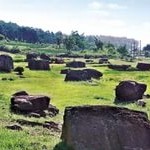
[61,105,150,150]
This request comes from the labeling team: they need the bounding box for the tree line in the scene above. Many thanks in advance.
[0,20,56,43]
[0,20,139,57]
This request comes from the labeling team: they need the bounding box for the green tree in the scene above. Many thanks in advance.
[143,44,150,57]
[70,31,85,50]
[55,31,63,48]
[0,20,58,44]
[143,44,150,51]
[94,37,103,50]
[64,36,75,54]
[105,43,118,57]
[117,45,128,57]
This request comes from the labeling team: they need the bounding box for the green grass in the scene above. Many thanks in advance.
[0,41,67,54]
[0,58,150,149]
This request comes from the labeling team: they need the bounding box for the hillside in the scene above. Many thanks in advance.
[0,20,138,50]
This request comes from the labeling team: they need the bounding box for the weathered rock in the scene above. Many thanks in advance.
[12,91,29,97]
[85,59,94,63]
[99,58,109,64]
[11,95,50,113]
[38,110,47,117]
[115,80,147,103]
[28,59,50,70]
[61,105,150,150]
[50,57,56,63]
[6,124,23,131]
[136,99,146,107]
[57,53,83,58]
[1,77,7,80]
[8,78,14,81]
[43,121,61,131]
[50,57,64,64]
[65,70,91,81]
[144,94,150,99]
[48,104,59,117]
[60,69,70,74]
[16,119,60,132]
[26,53,38,60]
[2,77,14,81]
[84,69,103,79]
[11,91,60,117]
[55,58,64,64]
[29,112,41,118]
[40,53,50,61]
[65,69,103,81]
[66,61,86,68]
[108,64,131,71]
[14,66,24,75]
[17,119,43,126]
[0,55,14,72]
[84,54,107,59]
[136,62,150,71]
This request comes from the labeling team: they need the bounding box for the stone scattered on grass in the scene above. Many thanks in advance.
[43,121,61,132]
[6,124,23,131]
[108,64,131,71]
[0,55,14,72]
[1,77,14,81]
[136,62,150,71]
[29,112,41,118]
[135,99,146,107]
[28,59,50,70]
[115,80,147,103]
[16,119,61,132]
[61,105,150,150]
[99,58,109,64]
[11,91,59,118]
[12,91,29,97]
[64,69,103,81]
[66,61,86,68]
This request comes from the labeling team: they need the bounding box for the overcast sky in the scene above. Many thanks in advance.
[0,0,150,46]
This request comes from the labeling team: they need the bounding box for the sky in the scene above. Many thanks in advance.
[0,0,150,46]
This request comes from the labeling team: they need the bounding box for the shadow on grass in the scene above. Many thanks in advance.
[114,97,136,106]
[53,141,73,150]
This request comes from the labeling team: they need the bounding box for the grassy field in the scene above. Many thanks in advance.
[0,40,67,55]
[0,55,150,149]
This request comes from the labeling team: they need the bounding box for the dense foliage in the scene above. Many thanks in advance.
[0,20,138,51]
[14,66,24,75]
[142,44,150,57]
[0,20,56,44]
